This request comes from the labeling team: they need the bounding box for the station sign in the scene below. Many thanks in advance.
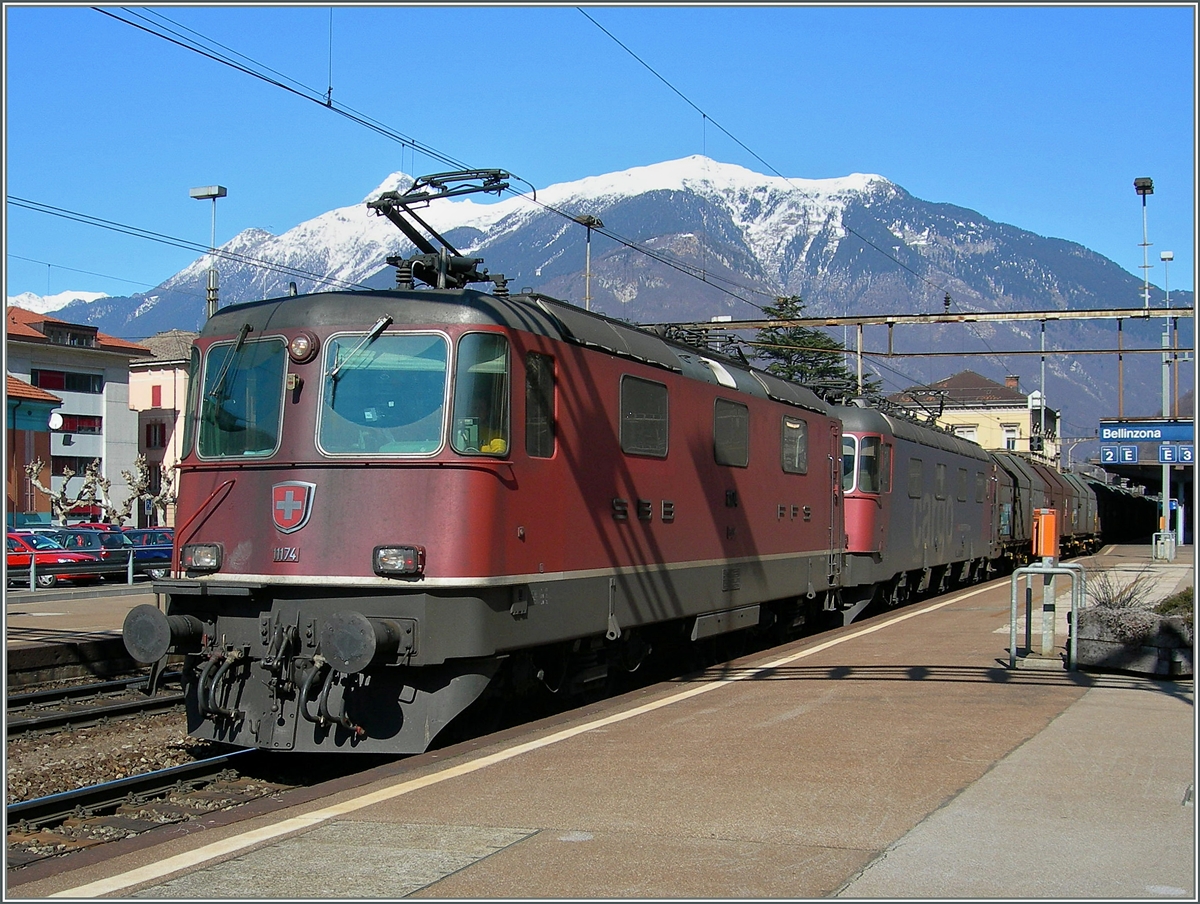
[1099,420,1194,469]
[1099,420,1194,443]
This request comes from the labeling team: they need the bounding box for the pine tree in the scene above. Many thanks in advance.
[751,295,881,402]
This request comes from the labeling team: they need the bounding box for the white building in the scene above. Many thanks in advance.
[6,306,149,521]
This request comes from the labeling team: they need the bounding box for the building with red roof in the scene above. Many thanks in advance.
[6,306,150,523]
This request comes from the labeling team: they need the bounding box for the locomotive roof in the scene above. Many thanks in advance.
[836,403,991,462]
[204,287,832,416]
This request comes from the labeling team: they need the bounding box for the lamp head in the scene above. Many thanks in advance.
[189,185,228,201]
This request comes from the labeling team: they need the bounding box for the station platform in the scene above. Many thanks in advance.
[5,545,1195,900]
[5,583,159,686]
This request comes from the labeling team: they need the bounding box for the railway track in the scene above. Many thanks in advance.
[6,673,185,736]
[5,750,289,869]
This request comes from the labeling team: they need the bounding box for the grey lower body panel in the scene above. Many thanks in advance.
[162,551,837,754]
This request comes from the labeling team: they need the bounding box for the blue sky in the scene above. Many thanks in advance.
[4,4,1196,303]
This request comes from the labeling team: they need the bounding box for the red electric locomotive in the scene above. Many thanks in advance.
[124,171,847,754]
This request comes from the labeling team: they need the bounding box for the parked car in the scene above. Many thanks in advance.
[122,529,174,580]
[6,532,101,588]
[56,529,141,580]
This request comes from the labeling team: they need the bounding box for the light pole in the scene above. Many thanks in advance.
[573,214,603,311]
[1134,177,1153,309]
[1162,251,1181,418]
[190,185,227,319]
[1133,177,1167,536]
[1159,250,1174,540]
[1161,251,1174,419]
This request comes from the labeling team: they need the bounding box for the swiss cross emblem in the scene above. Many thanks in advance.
[272,481,316,534]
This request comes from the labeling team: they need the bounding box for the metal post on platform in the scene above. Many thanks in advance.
[1041,563,1057,658]
[1010,561,1085,671]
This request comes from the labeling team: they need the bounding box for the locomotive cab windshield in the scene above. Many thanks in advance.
[319,331,449,455]
[197,335,287,458]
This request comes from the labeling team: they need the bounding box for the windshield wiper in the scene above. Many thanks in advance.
[329,315,392,381]
[206,324,253,401]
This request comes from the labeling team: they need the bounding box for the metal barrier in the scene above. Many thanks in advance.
[18,551,143,591]
[1009,558,1086,671]
[1152,531,1177,562]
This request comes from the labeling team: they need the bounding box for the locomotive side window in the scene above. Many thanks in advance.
[935,463,948,499]
[197,337,287,459]
[957,467,969,502]
[859,432,888,489]
[525,352,555,458]
[907,458,923,498]
[620,376,668,457]
[878,443,892,493]
[975,471,986,503]
[781,416,808,475]
[452,333,511,456]
[713,399,749,467]
[318,332,448,455]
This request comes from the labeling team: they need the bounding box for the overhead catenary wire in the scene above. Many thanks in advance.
[97,7,471,173]
[76,4,1088,390]
[8,196,373,294]
[576,5,1027,376]
[91,7,781,312]
[6,253,204,299]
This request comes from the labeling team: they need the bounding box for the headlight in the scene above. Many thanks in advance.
[182,543,222,572]
[288,330,319,363]
[373,545,425,576]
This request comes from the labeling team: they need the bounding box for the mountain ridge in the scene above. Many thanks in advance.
[9,155,1191,426]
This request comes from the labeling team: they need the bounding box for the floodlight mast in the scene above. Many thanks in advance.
[190,185,227,319]
[1134,177,1153,310]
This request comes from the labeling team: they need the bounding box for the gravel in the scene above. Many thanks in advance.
[6,712,215,804]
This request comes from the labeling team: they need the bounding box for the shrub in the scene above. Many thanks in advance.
[1087,568,1156,610]
[1081,571,1195,645]
[1084,569,1163,645]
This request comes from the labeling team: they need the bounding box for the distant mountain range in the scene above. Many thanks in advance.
[9,156,1192,430]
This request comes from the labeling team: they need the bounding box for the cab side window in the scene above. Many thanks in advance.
[452,333,510,456]
[525,353,555,458]
[782,416,808,474]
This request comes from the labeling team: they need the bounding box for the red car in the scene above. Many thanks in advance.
[6,532,101,589]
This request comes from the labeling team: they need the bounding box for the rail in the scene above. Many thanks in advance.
[5,750,260,830]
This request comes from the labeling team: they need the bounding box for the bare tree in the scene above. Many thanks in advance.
[24,458,101,523]
[23,455,177,526]
[121,454,178,526]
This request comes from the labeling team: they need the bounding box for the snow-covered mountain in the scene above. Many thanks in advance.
[20,155,1192,422]
[6,289,109,315]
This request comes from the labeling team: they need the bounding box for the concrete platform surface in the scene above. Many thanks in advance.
[5,546,1194,900]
